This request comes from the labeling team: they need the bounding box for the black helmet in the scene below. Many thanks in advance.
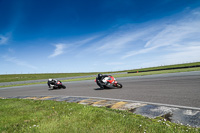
[98,73,102,78]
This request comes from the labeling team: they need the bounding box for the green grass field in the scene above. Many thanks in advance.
[127,62,200,73]
[0,72,98,83]
[0,99,199,133]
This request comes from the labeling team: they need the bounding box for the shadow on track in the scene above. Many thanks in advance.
[94,87,122,90]
[48,88,66,91]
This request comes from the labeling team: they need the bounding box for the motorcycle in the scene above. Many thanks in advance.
[95,75,122,89]
[49,80,66,90]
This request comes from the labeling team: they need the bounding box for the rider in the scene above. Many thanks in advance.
[47,79,57,88]
[96,73,110,88]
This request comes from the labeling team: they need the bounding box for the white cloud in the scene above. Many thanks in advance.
[48,37,98,58]
[49,43,65,58]
[75,36,99,45]
[48,8,200,71]
[163,44,200,64]
[122,46,159,59]
[122,8,200,61]
[80,26,157,57]
[96,34,133,52]
[0,35,9,45]
[144,20,200,48]
[2,56,38,70]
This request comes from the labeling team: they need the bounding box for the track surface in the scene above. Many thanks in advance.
[0,71,200,108]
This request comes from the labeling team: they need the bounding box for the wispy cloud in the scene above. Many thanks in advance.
[122,46,159,59]
[96,34,133,53]
[44,8,200,71]
[0,35,9,45]
[105,62,124,65]
[49,43,65,58]
[2,56,38,69]
[145,19,200,48]
[163,44,200,64]
[74,8,200,70]
[80,30,143,56]
[74,36,99,46]
[121,8,200,60]
[48,37,99,58]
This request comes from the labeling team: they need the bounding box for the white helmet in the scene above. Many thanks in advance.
[48,79,52,81]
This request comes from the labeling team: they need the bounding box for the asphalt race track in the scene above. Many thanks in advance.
[0,71,200,108]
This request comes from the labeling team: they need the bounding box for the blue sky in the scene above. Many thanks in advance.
[1,0,200,74]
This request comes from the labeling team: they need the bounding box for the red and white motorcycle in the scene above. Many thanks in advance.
[95,75,122,89]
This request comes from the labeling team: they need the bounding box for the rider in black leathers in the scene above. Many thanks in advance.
[96,73,110,88]
[47,79,57,88]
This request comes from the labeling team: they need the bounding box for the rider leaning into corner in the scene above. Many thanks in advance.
[47,79,57,88]
[96,73,110,89]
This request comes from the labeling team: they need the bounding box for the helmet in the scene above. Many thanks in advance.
[48,79,52,81]
[98,73,102,78]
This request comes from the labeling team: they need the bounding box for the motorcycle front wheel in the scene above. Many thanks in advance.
[116,83,123,88]
[62,85,66,89]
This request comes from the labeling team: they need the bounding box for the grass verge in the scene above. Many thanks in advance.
[127,62,200,73]
[0,99,199,133]
[0,73,99,83]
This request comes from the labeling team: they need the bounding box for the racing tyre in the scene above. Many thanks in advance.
[62,85,66,89]
[116,83,122,88]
